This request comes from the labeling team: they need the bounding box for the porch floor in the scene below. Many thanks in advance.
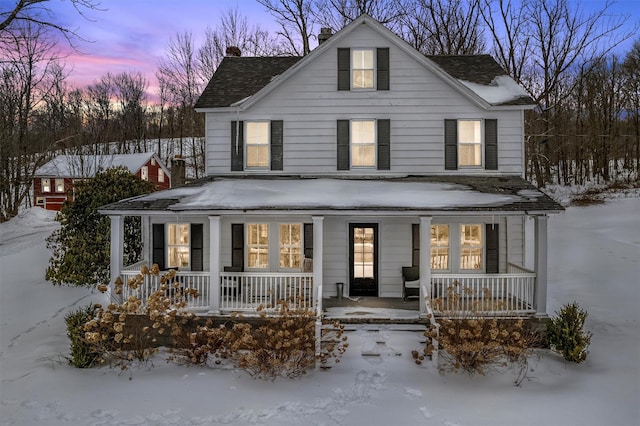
[322,297,425,324]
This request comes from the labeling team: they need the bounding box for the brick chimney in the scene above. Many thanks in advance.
[226,46,242,57]
[171,155,186,187]
[318,28,333,45]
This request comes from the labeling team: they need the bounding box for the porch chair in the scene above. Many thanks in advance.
[222,266,241,297]
[401,266,420,302]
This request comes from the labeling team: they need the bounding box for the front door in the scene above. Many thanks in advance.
[349,223,378,297]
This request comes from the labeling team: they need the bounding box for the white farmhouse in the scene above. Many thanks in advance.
[101,15,563,320]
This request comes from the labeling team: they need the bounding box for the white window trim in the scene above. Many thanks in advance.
[430,224,450,272]
[141,166,149,181]
[42,178,51,193]
[457,119,484,169]
[245,121,270,171]
[158,169,165,183]
[459,224,484,272]
[246,223,270,270]
[245,222,305,272]
[167,223,190,269]
[55,179,64,193]
[351,48,376,91]
[278,222,303,271]
[350,118,377,169]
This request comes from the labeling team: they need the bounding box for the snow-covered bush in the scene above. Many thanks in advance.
[65,305,101,368]
[546,302,592,363]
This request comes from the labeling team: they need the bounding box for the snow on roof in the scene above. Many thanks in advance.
[458,75,532,106]
[35,153,156,178]
[128,178,519,211]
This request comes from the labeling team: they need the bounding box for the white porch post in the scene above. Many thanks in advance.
[109,215,123,302]
[419,216,432,316]
[312,216,324,307]
[534,215,549,316]
[208,216,221,314]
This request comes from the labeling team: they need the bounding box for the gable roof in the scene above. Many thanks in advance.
[35,153,165,178]
[194,14,535,110]
[195,56,302,108]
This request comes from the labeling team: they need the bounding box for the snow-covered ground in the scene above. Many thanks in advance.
[1,199,639,426]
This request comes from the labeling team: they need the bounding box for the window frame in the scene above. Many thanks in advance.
[457,119,483,168]
[42,178,51,193]
[246,223,270,270]
[430,224,450,271]
[351,48,375,90]
[245,121,270,170]
[460,224,483,271]
[55,179,64,193]
[158,168,165,183]
[140,166,149,181]
[278,223,302,270]
[167,223,190,269]
[350,119,377,169]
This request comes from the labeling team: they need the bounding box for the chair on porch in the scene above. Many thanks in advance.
[401,266,420,302]
[222,266,241,297]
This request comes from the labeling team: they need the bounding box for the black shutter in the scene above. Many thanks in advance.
[412,224,420,267]
[337,120,350,170]
[190,224,203,271]
[485,224,499,274]
[377,48,389,90]
[337,48,350,91]
[152,224,165,270]
[231,224,244,269]
[377,119,390,170]
[304,223,313,259]
[231,121,244,171]
[271,120,283,171]
[444,119,458,170]
[485,119,498,170]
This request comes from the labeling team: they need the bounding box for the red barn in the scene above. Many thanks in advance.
[33,153,171,211]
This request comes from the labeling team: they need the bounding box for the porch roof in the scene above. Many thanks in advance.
[100,175,563,214]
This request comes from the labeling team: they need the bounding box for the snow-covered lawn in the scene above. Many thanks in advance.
[1,200,639,426]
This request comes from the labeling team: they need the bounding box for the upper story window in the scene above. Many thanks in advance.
[338,48,389,91]
[246,122,270,169]
[444,119,498,171]
[352,49,374,89]
[458,120,482,167]
[42,178,51,193]
[55,179,64,192]
[158,169,165,183]
[141,166,149,181]
[167,223,190,268]
[351,119,376,168]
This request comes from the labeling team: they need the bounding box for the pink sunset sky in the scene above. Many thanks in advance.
[49,0,639,102]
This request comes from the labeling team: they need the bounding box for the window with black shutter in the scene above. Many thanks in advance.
[152,223,165,270]
[485,224,499,274]
[484,119,498,170]
[231,121,244,171]
[231,223,244,269]
[270,120,283,171]
[191,224,204,271]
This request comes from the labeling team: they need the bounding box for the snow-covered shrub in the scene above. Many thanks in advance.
[422,315,541,384]
[172,302,348,380]
[65,305,101,368]
[546,302,592,363]
[80,265,199,369]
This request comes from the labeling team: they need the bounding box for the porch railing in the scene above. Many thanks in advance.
[430,268,536,315]
[220,272,314,312]
[119,269,210,311]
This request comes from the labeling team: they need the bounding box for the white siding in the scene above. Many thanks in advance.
[205,24,524,177]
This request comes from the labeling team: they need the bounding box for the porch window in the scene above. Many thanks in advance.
[352,48,374,89]
[246,122,269,169]
[458,120,482,167]
[460,224,482,270]
[279,224,302,269]
[42,178,51,193]
[430,224,449,269]
[55,179,64,192]
[167,224,189,268]
[351,120,376,167]
[247,224,269,268]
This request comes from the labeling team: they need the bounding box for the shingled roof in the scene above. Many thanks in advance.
[195,56,302,108]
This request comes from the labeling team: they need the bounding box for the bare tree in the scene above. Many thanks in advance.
[1,0,102,48]
[0,22,67,220]
[257,0,316,55]
[314,0,407,33]
[112,71,149,152]
[401,0,485,55]
[622,40,640,175]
